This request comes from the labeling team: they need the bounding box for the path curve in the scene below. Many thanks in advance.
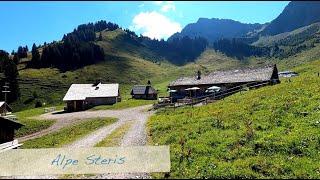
[10,105,154,179]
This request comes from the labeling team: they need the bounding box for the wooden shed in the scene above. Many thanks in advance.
[0,117,23,144]
[63,83,121,112]
[130,85,158,100]
[168,64,280,101]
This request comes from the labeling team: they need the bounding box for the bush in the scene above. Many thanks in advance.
[35,100,42,108]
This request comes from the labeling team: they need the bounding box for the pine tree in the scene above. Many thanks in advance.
[13,53,20,65]
[31,43,41,67]
[0,50,20,102]
[98,32,103,41]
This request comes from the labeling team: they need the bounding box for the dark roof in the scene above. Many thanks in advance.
[0,116,24,129]
[131,85,157,95]
[169,64,278,87]
[0,102,12,112]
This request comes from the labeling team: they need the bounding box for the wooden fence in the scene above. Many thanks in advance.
[153,81,271,110]
[0,140,22,153]
[2,114,17,121]
[44,107,56,113]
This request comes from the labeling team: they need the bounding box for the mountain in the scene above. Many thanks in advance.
[168,18,264,43]
[260,1,320,36]
[253,22,320,47]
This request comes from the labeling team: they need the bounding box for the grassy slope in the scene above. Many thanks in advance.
[22,117,117,148]
[253,22,320,47]
[147,60,320,178]
[13,29,243,111]
[14,105,64,137]
[12,28,320,140]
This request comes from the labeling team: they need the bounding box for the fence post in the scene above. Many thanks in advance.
[191,98,193,108]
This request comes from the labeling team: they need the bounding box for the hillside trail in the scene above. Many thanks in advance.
[5,104,154,179]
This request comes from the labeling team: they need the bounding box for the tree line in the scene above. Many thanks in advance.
[141,36,208,65]
[25,20,209,68]
[212,38,270,60]
[27,21,119,70]
[0,50,20,103]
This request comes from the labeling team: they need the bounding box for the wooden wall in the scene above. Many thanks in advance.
[0,121,15,144]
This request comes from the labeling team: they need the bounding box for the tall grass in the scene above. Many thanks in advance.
[148,60,320,178]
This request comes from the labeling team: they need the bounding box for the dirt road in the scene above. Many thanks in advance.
[10,105,154,179]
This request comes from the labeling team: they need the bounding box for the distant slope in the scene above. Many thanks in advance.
[168,18,264,43]
[260,1,320,36]
[251,22,320,59]
[253,22,320,47]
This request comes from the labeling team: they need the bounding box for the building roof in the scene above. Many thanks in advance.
[131,85,157,95]
[169,64,278,87]
[63,83,119,101]
[0,102,12,112]
[0,116,24,129]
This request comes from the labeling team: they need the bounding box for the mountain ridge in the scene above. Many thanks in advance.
[168,17,265,43]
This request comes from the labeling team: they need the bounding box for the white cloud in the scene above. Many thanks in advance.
[152,1,176,13]
[131,11,182,40]
[138,3,145,8]
[153,1,163,5]
[161,3,175,12]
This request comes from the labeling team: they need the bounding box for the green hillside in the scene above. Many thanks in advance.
[11,26,320,111]
[12,29,244,111]
[147,59,320,178]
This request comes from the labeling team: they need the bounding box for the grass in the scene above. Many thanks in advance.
[147,60,320,178]
[95,121,133,147]
[89,99,155,110]
[22,117,117,148]
[14,105,64,138]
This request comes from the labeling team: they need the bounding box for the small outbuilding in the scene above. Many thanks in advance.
[63,83,121,112]
[0,101,12,116]
[130,85,158,100]
[0,117,23,144]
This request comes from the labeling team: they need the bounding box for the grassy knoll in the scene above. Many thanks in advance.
[14,106,64,138]
[95,121,133,147]
[147,60,320,178]
[22,117,117,148]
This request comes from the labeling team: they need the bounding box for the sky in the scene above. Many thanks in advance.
[0,1,289,53]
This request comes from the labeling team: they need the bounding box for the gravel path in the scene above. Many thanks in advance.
[8,105,154,179]
[92,106,153,179]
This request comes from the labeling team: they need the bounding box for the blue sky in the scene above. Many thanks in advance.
[0,1,289,53]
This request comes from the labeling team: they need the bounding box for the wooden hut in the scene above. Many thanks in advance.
[168,64,280,101]
[63,83,121,112]
[131,85,158,100]
[0,117,23,144]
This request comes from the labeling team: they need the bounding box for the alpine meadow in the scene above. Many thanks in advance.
[0,1,320,179]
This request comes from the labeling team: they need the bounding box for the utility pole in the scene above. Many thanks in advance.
[2,82,10,116]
